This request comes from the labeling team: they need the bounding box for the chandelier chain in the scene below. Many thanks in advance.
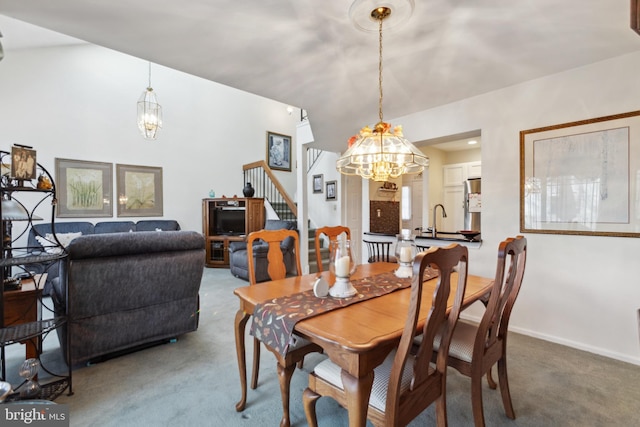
[148,62,152,89]
[378,17,384,122]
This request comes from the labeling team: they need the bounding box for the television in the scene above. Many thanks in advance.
[214,208,246,236]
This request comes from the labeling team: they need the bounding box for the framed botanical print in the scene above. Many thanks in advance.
[116,164,163,217]
[56,158,113,217]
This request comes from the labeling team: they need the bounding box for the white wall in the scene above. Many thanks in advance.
[307,151,341,229]
[0,44,300,234]
[394,51,640,365]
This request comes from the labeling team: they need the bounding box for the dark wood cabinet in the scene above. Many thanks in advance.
[202,198,265,268]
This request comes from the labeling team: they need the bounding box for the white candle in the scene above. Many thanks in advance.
[335,255,351,277]
[400,246,413,263]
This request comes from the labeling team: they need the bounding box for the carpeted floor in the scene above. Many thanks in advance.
[5,268,639,426]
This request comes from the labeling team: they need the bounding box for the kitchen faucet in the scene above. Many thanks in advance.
[432,204,447,238]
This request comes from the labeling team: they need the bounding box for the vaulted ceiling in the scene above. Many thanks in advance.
[1,0,639,152]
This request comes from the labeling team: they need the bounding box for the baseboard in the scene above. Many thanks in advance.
[459,313,640,366]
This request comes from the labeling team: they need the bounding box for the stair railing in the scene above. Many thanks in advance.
[307,147,323,173]
[243,160,297,221]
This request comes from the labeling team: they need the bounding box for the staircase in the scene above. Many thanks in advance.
[308,228,330,273]
[242,150,331,272]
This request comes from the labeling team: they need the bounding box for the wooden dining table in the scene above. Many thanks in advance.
[233,262,493,427]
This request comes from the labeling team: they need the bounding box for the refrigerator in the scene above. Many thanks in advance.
[463,178,481,233]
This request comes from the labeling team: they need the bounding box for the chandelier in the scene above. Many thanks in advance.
[337,3,428,182]
[137,62,163,140]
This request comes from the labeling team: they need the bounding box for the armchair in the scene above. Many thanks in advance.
[228,219,297,282]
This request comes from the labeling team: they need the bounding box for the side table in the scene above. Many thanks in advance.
[3,274,45,360]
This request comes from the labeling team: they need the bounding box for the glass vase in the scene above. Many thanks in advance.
[328,239,357,298]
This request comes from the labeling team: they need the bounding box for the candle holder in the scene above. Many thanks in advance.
[18,358,40,398]
[329,239,357,298]
[394,229,416,278]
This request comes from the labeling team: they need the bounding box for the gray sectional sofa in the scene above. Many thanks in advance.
[51,230,205,366]
[28,220,181,294]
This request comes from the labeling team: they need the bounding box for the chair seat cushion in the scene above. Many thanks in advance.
[312,350,414,412]
[431,320,477,363]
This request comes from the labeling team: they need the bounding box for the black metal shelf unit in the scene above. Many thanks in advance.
[0,149,72,401]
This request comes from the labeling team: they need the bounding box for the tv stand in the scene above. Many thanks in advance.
[202,198,264,268]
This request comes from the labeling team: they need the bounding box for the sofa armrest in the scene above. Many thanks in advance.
[228,241,247,252]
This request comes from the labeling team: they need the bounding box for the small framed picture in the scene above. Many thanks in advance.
[266,131,292,171]
[313,174,323,193]
[10,145,37,180]
[326,180,337,201]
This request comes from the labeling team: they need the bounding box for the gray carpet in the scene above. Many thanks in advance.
[5,268,639,426]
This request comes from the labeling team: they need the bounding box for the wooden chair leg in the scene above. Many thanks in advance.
[486,365,497,389]
[276,362,295,427]
[435,393,448,427]
[302,387,321,427]
[497,357,516,419]
[470,373,486,427]
[250,337,260,389]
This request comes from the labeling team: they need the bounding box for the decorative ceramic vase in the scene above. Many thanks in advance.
[242,183,255,197]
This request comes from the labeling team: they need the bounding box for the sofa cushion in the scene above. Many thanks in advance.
[136,220,181,231]
[94,221,136,234]
[35,232,83,254]
[29,222,95,250]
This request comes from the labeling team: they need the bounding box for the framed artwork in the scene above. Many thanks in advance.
[313,174,323,193]
[520,110,640,237]
[266,131,292,171]
[11,145,37,181]
[56,158,113,218]
[116,164,163,217]
[326,180,337,201]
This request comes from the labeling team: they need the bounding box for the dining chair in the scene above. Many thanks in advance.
[363,239,397,263]
[314,226,350,272]
[303,243,469,427]
[246,228,322,427]
[434,235,527,427]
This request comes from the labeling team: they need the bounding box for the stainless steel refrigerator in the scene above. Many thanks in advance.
[463,178,481,233]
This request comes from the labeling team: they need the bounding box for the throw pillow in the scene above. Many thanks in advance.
[35,232,83,254]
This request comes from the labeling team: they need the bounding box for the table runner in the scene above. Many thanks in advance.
[250,269,438,356]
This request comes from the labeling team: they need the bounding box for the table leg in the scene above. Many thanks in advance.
[234,309,250,412]
[341,369,374,427]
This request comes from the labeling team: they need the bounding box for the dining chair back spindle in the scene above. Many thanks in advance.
[435,235,527,427]
[314,226,351,273]
[364,239,397,263]
[245,228,321,427]
[303,243,469,427]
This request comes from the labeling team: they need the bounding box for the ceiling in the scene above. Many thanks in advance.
[0,0,639,152]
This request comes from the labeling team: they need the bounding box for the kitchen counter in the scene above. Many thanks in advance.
[415,235,482,249]
[363,232,482,249]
